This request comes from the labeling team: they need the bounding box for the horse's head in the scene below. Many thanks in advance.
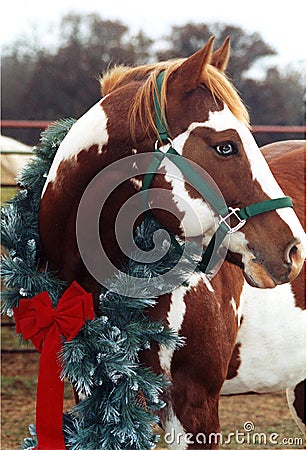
[134,37,305,288]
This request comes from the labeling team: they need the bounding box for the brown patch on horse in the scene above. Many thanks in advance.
[261,140,305,163]
[180,126,248,202]
[291,264,306,310]
[226,343,242,380]
[293,380,306,425]
[39,145,103,273]
[265,142,306,309]
[39,148,107,309]
[267,144,306,229]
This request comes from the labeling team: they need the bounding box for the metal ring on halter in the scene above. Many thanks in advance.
[218,207,247,234]
[154,138,174,152]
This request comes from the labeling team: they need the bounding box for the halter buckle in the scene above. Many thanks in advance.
[219,207,246,234]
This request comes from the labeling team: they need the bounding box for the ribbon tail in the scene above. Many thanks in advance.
[36,326,66,450]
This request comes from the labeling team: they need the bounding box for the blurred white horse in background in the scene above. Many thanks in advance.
[0,135,32,185]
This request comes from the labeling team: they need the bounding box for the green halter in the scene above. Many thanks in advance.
[141,71,293,275]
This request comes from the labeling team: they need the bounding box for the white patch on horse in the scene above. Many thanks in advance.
[236,294,244,326]
[221,281,306,394]
[158,273,210,377]
[202,274,214,293]
[223,230,253,267]
[230,298,236,313]
[159,286,187,377]
[130,177,142,190]
[42,100,109,196]
[230,297,242,325]
[164,407,188,450]
[231,296,244,327]
[159,157,214,237]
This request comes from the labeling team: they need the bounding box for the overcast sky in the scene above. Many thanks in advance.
[1,0,305,67]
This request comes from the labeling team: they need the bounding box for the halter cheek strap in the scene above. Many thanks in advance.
[141,71,293,275]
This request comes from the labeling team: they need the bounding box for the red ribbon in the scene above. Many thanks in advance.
[14,281,95,450]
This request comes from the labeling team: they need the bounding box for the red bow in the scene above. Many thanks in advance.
[14,281,95,450]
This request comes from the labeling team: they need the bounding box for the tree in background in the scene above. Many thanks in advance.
[1,13,305,145]
[242,66,306,125]
[156,23,275,86]
[156,22,305,144]
[2,14,153,120]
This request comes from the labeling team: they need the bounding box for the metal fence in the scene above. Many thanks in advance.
[1,119,306,134]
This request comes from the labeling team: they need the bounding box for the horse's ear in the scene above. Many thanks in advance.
[210,37,231,72]
[169,36,215,94]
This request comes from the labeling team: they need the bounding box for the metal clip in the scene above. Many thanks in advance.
[219,207,246,234]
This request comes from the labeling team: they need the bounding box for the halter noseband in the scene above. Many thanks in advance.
[141,71,293,275]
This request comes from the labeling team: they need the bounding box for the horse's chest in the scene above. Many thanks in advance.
[155,271,241,383]
[221,282,306,394]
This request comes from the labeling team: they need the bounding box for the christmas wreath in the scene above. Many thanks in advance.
[1,119,195,449]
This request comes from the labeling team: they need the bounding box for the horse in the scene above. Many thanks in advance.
[268,142,306,435]
[221,141,306,432]
[38,37,305,449]
[0,135,32,186]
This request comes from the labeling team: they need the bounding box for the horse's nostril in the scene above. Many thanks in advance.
[285,239,304,269]
[289,245,298,262]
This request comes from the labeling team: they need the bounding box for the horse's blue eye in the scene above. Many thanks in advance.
[215,143,237,156]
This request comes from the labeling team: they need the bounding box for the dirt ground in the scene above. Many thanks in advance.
[1,318,306,449]
[1,353,305,449]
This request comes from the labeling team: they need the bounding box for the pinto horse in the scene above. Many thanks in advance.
[262,141,306,434]
[39,38,305,448]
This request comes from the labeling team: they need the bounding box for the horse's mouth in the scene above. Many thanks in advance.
[242,267,277,289]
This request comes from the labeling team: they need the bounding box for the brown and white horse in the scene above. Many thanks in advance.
[38,38,305,448]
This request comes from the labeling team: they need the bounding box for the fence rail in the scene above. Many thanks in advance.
[1,120,306,133]
[251,125,306,133]
[1,120,52,129]
[2,348,37,354]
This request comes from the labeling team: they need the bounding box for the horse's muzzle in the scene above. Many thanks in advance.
[242,237,305,288]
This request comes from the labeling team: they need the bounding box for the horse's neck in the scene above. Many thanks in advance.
[39,96,153,313]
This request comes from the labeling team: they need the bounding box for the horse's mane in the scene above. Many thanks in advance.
[100,59,250,140]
